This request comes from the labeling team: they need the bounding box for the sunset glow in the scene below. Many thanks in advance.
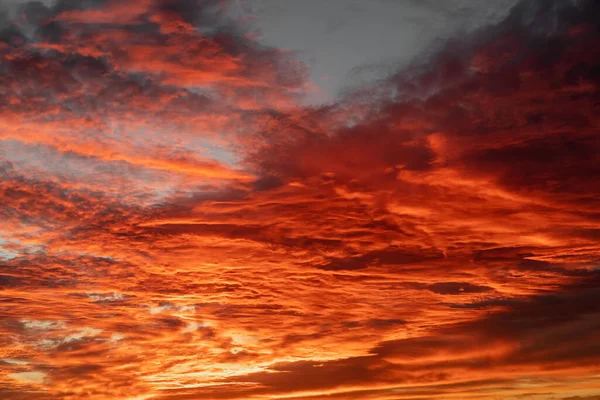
[1,0,599,399]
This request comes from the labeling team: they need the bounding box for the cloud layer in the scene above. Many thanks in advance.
[1,0,599,399]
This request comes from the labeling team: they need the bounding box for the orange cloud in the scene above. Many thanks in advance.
[0,0,599,399]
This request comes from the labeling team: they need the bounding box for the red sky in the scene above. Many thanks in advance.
[1,0,599,399]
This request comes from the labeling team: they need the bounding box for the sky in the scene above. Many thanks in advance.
[244,0,520,101]
[0,0,599,399]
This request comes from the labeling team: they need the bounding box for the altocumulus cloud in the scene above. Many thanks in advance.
[0,0,599,399]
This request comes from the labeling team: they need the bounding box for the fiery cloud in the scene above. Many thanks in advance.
[1,0,599,399]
